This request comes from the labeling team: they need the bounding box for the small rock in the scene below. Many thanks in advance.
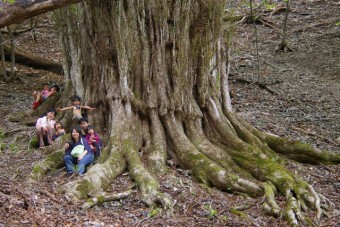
[334,136,340,145]
[332,209,340,217]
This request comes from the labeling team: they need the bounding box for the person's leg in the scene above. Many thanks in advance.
[46,128,53,145]
[36,127,45,148]
[32,93,42,109]
[64,155,77,174]
[77,154,94,175]
[33,91,38,99]
[36,93,42,102]
[93,142,101,157]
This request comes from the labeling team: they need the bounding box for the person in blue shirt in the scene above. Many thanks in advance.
[63,126,94,176]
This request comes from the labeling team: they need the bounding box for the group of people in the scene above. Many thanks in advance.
[64,118,101,177]
[34,84,100,177]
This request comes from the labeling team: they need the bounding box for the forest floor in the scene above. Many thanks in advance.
[0,0,339,226]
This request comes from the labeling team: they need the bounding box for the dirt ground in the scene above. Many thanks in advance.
[0,1,339,226]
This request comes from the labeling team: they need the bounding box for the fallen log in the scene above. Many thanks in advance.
[4,45,63,74]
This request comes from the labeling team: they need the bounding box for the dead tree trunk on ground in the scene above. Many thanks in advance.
[3,44,63,73]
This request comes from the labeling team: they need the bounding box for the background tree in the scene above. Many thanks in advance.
[0,0,339,225]
[277,0,293,52]
[0,30,6,81]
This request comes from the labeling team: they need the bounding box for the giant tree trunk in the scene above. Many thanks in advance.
[31,1,340,225]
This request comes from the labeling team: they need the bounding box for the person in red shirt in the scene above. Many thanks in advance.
[84,125,101,157]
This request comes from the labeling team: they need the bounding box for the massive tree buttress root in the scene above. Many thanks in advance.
[30,0,339,225]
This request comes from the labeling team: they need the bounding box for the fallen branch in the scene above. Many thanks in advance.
[36,189,60,203]
[4,44,63,74]
[82,190,133,209]
[269,6,287,18]
[291,126,338,146]
[234,78,278,95]
[0,0,83,28]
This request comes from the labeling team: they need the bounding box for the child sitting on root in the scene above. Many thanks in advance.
[84,125,102,157]
[57,95,96,120]
[32,84,60,109]
[52,121,65,141]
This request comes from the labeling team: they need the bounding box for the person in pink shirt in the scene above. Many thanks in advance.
[84,125,101,156]
[32,84,60,109]
[35,109,56,149]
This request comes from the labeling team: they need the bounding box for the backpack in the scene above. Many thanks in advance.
[70,138,85,158]
[71,144,85,158]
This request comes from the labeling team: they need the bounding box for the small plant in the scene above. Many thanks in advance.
[263,0,276,10]
[4,0,16,4]
[147,207,161,218]
[9,143,19,153]
[205,204,218,219]
[336,21,340,26]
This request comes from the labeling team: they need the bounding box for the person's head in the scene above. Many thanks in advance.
[70,126,82,142]
[79,117,89,131]
[50,84,60,92]
[71,95,81,106]
[46,108,56,120]
[87,125,95,135]
[54,121,63,130]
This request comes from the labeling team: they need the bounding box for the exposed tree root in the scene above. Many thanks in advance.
[144,109,167,173]
[163,114,263,197]
[82,190,133,209]
[61,149,126,201]
[30,149,65,181]
[30,96,339,226]
[124,136,172,208]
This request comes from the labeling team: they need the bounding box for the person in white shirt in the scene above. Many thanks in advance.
[35,109,56,149]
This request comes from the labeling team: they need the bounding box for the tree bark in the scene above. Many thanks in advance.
[28,1,340,225]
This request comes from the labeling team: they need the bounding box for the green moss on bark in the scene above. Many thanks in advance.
[76,179,95,199]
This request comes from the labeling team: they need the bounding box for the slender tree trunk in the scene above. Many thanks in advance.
[7,25,16,82]
[277,0,293,52]
[28,1,340,225]
[0,30,6,81]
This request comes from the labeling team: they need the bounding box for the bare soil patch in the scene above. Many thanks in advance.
[0,1,339,226]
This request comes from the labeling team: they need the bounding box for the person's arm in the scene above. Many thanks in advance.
[78,149,88,161]
[64,142,73,154]
[82,138,93,154]
[57,106,74,111]
[80,105,96,111]
[85,134,91,143]
[93,133,100,143]
[36,117,43,129]
[47,90,57,97]
[47,119,56,129]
